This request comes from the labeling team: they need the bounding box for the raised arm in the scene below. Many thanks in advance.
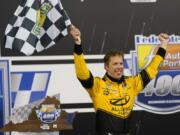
[158,33,169,50]
[69,25,94,89]
[134,33,169,93]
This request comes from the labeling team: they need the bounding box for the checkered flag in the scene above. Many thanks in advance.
[4,0,71,55]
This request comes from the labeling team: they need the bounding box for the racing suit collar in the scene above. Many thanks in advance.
[104,73,124,84]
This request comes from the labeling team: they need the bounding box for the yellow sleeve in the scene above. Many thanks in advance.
[74,53,90,80]
[134,51,165,94]
[145,55,164,79]
[74,50,97,90]
[73,52,101,96]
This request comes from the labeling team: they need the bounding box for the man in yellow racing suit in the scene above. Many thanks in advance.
[69,25,169,135]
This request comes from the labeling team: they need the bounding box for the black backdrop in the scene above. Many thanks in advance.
[0,0,180,135]
[1,0,180,56]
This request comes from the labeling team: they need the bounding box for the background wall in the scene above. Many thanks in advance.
[1,0,180,56]
[60,111,180,135]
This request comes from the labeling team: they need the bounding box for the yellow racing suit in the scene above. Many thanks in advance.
[73,44,166,134]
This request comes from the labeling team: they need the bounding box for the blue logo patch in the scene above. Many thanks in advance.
[36,104,61,123]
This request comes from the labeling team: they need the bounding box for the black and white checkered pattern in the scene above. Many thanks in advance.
[5,0,71,55]
[9,100,42,124]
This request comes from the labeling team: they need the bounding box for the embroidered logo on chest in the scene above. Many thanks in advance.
[103,84,112,95]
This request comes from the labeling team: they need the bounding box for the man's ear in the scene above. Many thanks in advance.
[104,64,108,71]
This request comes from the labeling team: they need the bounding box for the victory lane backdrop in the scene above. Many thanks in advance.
[0,0,180,135]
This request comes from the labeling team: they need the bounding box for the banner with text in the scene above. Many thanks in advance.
[135,35,180,114]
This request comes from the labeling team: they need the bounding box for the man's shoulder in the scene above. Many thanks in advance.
[94,76,102,80]
[124,75,134,81]
[94,76,106,83]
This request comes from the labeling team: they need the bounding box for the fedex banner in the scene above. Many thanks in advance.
[135,35,180,114]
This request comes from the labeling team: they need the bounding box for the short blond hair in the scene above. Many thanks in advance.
[104,50,124,65]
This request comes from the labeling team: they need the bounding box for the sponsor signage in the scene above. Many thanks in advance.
[135,35,180,114]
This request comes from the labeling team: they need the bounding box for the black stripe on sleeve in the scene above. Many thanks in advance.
[156,47,166,59]
[140,69,151,88]
[74,44,83,55]
[78,72,94,89]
